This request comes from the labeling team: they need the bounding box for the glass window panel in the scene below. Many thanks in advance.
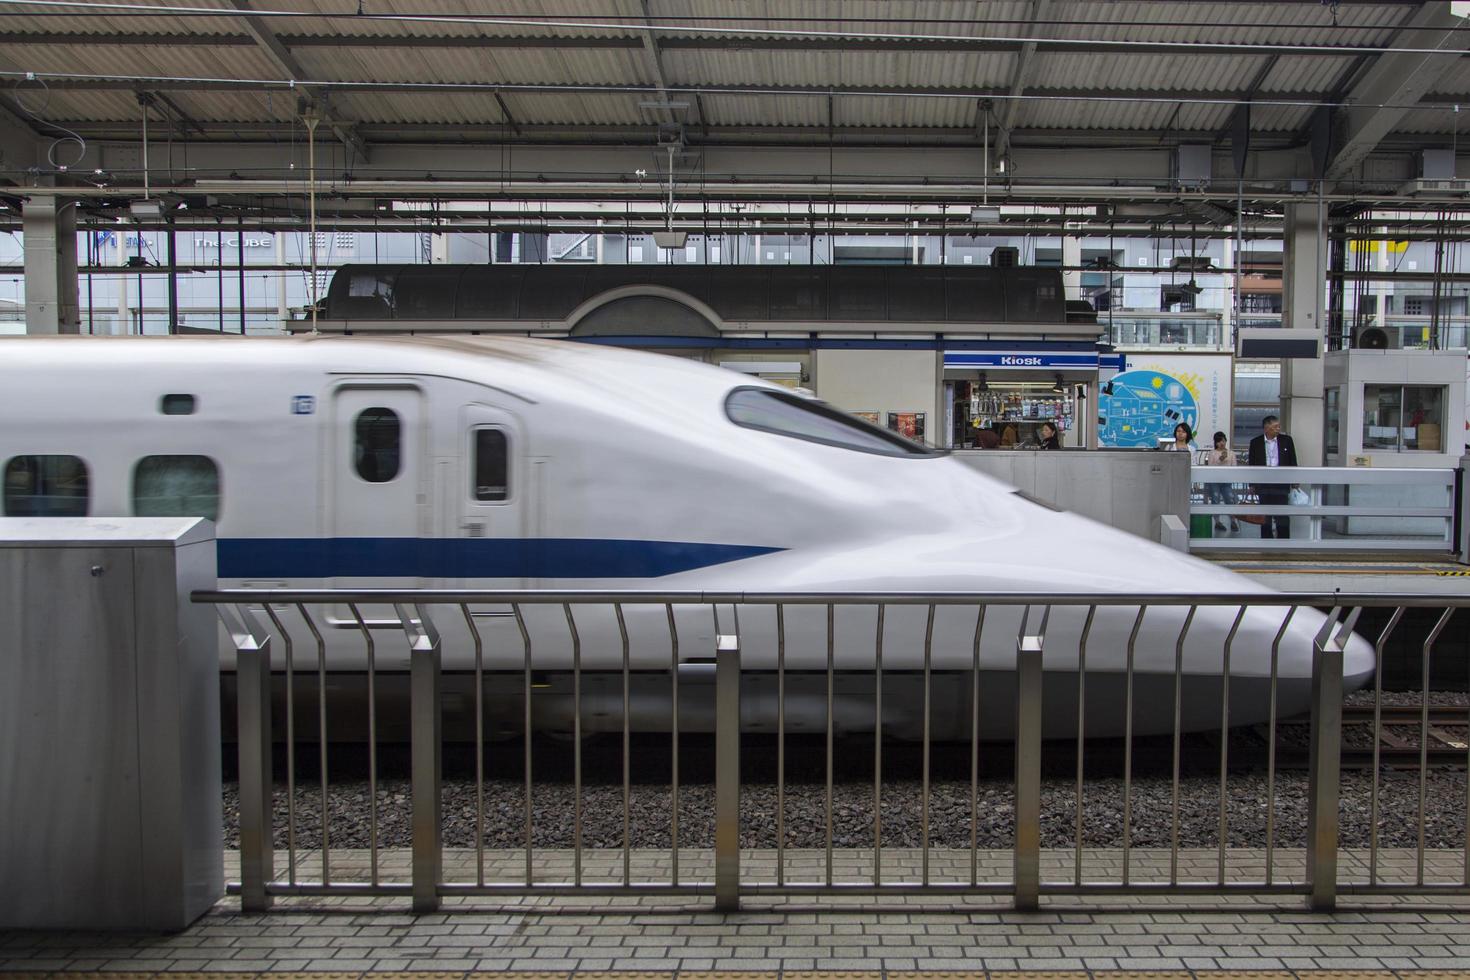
[3,455,89,516]
[1362,384,1402,450]
[160,394,196,415]
[473,428,509,501]
[1325,387,1340,456]
[133,455,220,521]
[1402,385,1444,451]
[355,408,401,482]
[726,388,935,457]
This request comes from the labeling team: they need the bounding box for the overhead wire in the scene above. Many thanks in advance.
[9,77,86,170]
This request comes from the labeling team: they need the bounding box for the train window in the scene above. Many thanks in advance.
[473,428,509,501]
[133,455,220,521]
[725,387,938,457]
[160,394,196,415]
[354,408,401,482]
[3,455,90,517]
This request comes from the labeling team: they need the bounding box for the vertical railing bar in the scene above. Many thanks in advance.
[1169,605,1198,887]
[616,603,631,888]
[922,603,935,887]
[1307,606,1345,911]
[666,603,680,888]
[825,602,835,888]
[776,602,785,888]
[348,603,378,886]
[513,602,533,888]
[971,605,985,889]
[221,603,272,912]
[563,602,582,888]
[400,603,442,914]
[714,612,741,912]
[1419,607,1454,887]
[1265,606,1297,887]
[1218,605,1247,888]
[1122,606,1145,888]
[1014,604,1043,912]
[262,603,297,887]
[1075,605,1096,888]
[874,603,885,888]
[296,604,328,887]
[1369,606,1404,887]
[460,604,485,889]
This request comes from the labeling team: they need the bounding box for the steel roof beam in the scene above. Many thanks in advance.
[995,0,1051,162]
[0,31,1427,58]
[224,0,369,163]
[634,0,694,139]
[26,78,1340,106]
[1325,3,1470,180]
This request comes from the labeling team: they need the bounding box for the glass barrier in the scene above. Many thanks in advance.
[1188,464,1456,551]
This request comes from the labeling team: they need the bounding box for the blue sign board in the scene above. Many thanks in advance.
[943,351,1125,371]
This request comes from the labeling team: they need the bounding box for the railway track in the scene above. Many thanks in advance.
[1269,704,1470,768]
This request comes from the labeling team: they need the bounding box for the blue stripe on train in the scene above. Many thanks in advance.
[216,537,784,579]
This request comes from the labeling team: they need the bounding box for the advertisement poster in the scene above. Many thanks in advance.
[887,412,926,442]
[853,411,881,425]
[1098,354,1231,448]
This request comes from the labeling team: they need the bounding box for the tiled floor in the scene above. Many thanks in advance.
[4,848,1470,974]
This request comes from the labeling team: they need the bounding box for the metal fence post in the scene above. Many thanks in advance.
[1014,616,1044,912]
[715,632,741,913]
[400,605,442,914]
[218,604,273,912]
[1306,608,1355,911]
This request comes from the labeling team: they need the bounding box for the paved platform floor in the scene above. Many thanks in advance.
[5,849,1470,974]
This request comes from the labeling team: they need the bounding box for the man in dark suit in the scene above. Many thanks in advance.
[1247,414,1297,538]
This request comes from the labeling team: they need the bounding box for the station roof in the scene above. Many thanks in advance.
[0,0,1464,162]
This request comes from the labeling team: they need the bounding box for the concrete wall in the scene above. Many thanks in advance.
[813,349,939,439]
[954,449,1192,543]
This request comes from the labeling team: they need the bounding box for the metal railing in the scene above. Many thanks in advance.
[196,589,1470,913]
[1188,465,1459,552]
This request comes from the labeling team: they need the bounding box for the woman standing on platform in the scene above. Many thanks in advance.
[1163,422,1198,453]
[1201,429,1240,534]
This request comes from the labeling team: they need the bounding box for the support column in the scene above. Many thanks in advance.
[1281,201,1326,465]
[1061,235,1082,302]
[22,196,80,334]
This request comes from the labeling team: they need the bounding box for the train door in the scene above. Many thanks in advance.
[456,403,527,583]
[328,385,426,633]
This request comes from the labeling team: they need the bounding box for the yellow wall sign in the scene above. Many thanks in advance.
[1347,240,1409,254]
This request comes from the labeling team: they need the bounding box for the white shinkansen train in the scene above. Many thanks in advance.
[0,335,1373,739]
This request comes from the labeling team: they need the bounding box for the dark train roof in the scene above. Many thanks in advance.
[325,264,1069,327]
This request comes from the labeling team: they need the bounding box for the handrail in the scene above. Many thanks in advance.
[196,588,1470,607]
[200,589,1470,914]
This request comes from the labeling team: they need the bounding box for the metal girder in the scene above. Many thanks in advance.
[0,30,1437,58]
[635,0,694,139]
[26,77,1335,107]
[1325,3,1470,180]
[144,91,207,139]
[0,99,45,173]
[224,0,369,163]
[996,0,1052,161]
[492,93,521,136]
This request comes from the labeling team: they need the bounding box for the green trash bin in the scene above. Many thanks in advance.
[1190,513,1213,539]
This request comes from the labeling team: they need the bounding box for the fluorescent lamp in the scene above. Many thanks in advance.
[969,206,1001,222]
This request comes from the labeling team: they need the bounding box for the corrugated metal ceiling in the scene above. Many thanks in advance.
[0,0,1462,145]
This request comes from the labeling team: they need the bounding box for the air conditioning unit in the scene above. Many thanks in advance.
[990,246,1019,268]
[1397,178,1470,196]
[1353,326,1390,350]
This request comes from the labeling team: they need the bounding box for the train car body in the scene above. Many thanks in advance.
[0,335,1374,738]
